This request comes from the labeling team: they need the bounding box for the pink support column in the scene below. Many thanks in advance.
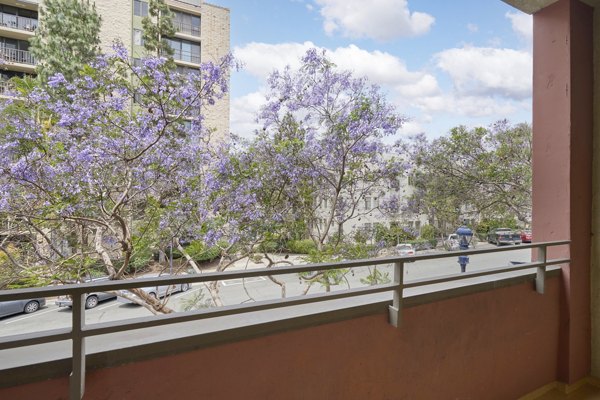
[532,0,592,383]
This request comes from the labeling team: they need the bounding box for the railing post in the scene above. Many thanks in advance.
[69,293,86,400]
[388,261,404,328]
[536,245,547,294]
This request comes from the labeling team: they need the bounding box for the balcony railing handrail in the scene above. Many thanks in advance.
[0,12,38,32]
[0,240,570,400]
[0,46,35,65]
[0,240,570,301]
[173,19,200,36]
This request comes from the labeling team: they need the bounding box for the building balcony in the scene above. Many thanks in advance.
[173,20,200,38]
[0,47,35,72]
[0,13,37,33]
[0,241,579,399]
[172,49,200,65]
[0,79,13,94]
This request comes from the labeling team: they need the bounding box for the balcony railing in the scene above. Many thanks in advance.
[172,49,200,64]
[0,80,13,94]
[0,13,38,32]
[0,47,34,65]
[173,20,200,37]
[0,240,569,400]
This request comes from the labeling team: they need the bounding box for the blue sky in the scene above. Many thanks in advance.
[214,0,532,140]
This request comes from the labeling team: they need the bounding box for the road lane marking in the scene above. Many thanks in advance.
[4,307,57,324]
[221,276,266,287]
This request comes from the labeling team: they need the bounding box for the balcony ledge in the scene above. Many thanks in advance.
[0,266,561,389]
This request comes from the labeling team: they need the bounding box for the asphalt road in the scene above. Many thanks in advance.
[0,244,532,338]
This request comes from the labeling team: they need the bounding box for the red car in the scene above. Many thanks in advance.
[520,230,532,243]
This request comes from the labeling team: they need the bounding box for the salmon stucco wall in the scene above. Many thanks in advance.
[532,0,593,383]
[1,278,562,400]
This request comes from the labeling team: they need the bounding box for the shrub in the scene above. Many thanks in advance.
[419,224,437,241]
[184,240,222,263]
[257,240,281,253]
[374,223,415,247]
[286,239,317,254]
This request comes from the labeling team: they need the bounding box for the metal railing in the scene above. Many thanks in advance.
[0,80,12,94]
[173,20,200,37]
[0,13,38,32]
[0,240,569,400]
[172,48,200,64]
[0,47,34,65]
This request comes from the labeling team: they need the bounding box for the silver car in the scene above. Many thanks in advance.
[117,273,191,304]
[55,276,117,309]
[0,297,46,318]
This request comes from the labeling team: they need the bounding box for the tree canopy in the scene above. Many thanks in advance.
[30,0,102,82]
[403,120,532,232]
[0,44,235,312]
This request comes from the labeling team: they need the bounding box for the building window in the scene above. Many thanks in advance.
[133,29,144,46]
[364,196,372,210]
[173,10,200,37]
[166,38,200,64]
[134,0,148,17]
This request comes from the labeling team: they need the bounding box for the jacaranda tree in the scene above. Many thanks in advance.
[0,43,235,313]
[254,48,406,292]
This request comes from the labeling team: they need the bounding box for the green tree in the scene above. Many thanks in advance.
[142,0,175,58]
[405,121,532,230]
[30,0,102,82]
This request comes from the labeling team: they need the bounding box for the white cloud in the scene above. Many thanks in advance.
[506,11,533,47]
[315,0,434,40]
[234,41,315,80]
[435,46,532,100]
[230,91,267,138]
[416,94,517,117]
[397,119,425,136]
[232,41,532,138]
[234,42,440,98]
[467,23,478,33]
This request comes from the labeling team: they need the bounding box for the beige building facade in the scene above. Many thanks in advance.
[0,0,230,137]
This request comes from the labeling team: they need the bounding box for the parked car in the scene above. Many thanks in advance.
[487,228,522,246]
[117,273,191,305]
[396,243,416,261]
[520,230,532,243]
[55,276,117,309]
[446,234,460,251]
[0,297,46,318]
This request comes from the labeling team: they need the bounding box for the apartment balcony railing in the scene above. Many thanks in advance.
[0,240,569,400]
[0,47,34,65]
[172,49,200,64]
[0,13,38,32]
[173,20,200,37]
[0,80,13,94]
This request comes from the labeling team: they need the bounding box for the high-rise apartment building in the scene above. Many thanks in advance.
[0,0,230,137]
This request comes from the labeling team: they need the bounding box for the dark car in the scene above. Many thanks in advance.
[0,297,46,318]
[520,230,532,243]
[487,228,522,246]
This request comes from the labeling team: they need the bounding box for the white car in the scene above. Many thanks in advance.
[396,243,416,258]
[117,273,191,304]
